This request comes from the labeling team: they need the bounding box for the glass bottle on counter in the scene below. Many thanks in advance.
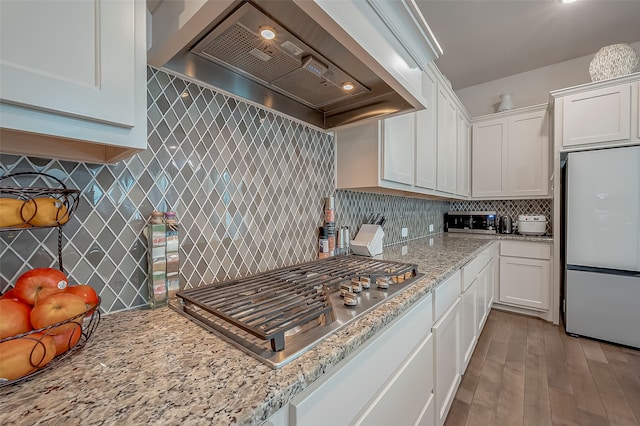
[146,211,167,308]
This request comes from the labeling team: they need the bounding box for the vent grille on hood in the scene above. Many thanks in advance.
[198,21,300,84]
[191,2,370,109]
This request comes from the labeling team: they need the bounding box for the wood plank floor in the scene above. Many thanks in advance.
[445,310,640,426]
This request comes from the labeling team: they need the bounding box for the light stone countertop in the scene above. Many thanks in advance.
[0,233,546,425]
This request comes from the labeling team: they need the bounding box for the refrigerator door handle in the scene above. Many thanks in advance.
[566,264,640,278]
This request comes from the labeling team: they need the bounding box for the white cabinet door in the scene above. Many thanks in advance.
[0,0,135,127]
[416,70,438,190]
[471,118,506,197]
[382,113,416,185]
[499,257,550,311]
[487,255,497,311]
[475,264,488,336]
[355,333,434,426]
[433,297,461,426]
[456,112,471,197]
[459,282,476,374]
[507,109,548,197]
[562,83,631,147]
[436,87,457,194]
[0,0,146,163]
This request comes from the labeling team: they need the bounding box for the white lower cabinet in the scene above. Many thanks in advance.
[262,405,289,426]
[487,254,497,310]
[499,241,551,311]
[290,295,433,426]
[475,263,489,335]
[433,297,461,426]
[459,281,477,374]
[354,333,434,426]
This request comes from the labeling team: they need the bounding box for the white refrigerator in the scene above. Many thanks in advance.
[564,145,640,349]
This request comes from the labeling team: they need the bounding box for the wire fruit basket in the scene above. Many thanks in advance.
[0,299,100,387]
[0,171,80,272]
[0,171,100,386]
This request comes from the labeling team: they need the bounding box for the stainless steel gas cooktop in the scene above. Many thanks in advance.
[172,256,422,368]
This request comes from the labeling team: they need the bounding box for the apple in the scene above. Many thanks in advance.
[64,285,99,311]
[0,288,20,301]
[0,299,32,339]
[50,325,82,356]
[0,333,56,381]
[30,293,87,334]
[14,268,68,305]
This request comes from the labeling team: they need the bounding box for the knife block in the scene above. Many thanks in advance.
[350,224,384,256]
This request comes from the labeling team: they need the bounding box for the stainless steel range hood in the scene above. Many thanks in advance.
[148,0,442,130]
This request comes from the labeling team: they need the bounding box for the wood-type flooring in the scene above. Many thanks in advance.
[444,309,640,426]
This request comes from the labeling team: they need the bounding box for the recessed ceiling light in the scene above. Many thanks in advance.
[259,26,276,40]
[342,82,355,91]
[561,0,578,3]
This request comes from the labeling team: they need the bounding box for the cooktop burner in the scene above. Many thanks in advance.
[173,256,422,368]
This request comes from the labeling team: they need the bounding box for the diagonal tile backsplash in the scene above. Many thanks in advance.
[0,67,450,313]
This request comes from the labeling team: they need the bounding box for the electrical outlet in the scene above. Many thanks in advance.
[401,227,408,238]
[429,224,434,233]
[401,245,408,256]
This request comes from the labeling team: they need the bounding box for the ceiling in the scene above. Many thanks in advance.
[415,0,640,90]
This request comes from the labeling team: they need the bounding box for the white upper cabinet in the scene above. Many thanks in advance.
[506,109,549,197]
[471,118,507,198]
[1,1,135,126]
[0,0,146,163]
[436,87,457,194]
[552,75,640,151]
[456,111,471,198]
[561,83,631,147]
[415,69,438,190]
[472,104,549,199]
[336,64,470,200]
[382,114,415,185]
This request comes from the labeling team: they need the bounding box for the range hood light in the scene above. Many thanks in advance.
[342,82,355,91]
[259,26,276,40]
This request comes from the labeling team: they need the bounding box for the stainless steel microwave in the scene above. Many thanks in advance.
[444,211,497,234]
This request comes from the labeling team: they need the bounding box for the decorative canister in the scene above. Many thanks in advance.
[589,43,640,82]
[497,93,514,112]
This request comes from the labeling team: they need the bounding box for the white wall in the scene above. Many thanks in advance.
[456,41,640,118]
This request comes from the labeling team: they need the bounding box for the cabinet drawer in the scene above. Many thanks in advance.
[354,333,434,426]
[500,241,551,260]
[462,252,491,291]
[290,295,432,426]
[433,270,461,322]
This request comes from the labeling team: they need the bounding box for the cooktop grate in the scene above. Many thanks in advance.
[177,256,418,352]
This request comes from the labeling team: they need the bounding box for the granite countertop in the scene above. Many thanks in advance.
[0,233,541,425]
